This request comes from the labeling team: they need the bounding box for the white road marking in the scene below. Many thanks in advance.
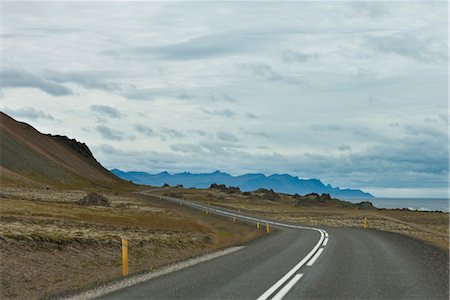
[306,248,324,266]
[257,231,324,300]
[271,274,303,300]
[323,237,329,246]
[152,193,330,300]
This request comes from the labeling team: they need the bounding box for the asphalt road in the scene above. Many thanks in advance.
[98,195,449,300]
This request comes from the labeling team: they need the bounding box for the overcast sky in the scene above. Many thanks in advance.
[1,1,448,197]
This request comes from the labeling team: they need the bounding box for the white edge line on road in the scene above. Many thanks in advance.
[306,248,324,267]
[256,230,324,300]
[60,246,245,300]
[271,274,303,300]
[322,237,329,246]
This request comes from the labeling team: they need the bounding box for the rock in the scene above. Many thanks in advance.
[48,134,95,161]
[355,201,376,210]
[77,192,110,207]
[253,188,280,200]
[318,193,332,202]
[210,183,241,194]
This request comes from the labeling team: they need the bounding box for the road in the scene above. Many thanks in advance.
[99,195,449,300]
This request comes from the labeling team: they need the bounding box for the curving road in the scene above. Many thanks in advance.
[98,195,449,300]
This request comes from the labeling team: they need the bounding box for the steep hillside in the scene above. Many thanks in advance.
[0,112,125,188]
[112,169,374,199]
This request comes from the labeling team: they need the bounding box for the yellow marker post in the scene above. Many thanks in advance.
[238,209,240,213]
[266,222,270,233]
[205,210,208,215]
[257,222,260,230]
[233,217,236,223]
[364,217,368,229]
[121,238,128,276]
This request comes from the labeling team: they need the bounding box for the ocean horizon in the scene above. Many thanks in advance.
[345,197,450,212]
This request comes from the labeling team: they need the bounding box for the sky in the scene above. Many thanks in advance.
[1,1,448,198]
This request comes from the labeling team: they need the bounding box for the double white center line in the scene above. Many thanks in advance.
[258,229,328,300]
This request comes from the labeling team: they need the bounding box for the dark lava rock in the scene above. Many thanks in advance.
[253,188,280,201]
[355,201,376,210]
[210,183,241,194]
[318,193,332,202]
[49,134,95,160]
[77,192,110,207]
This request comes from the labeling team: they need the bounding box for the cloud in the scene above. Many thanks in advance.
[237,63,307,85]
[351,2,388,19]
[125,31,273,60]
[161,128,185,140]
[208,92,237,103]
[170,143,203,154]
[1,68,73,96]
[2,107,55,120]
[309,124,343,132]
[90,105,122,118]
[338,144,352,152]
[366,33,446,62]
[245,113,259,119]
[216,131,239,143]
[44,70,124,92]
[96,125,125,141]
[134,124,155,137]
[283,51,319,63]
[200,108,236,118]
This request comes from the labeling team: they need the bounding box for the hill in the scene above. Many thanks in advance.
[111,169,374,199]
[0,112,125,188]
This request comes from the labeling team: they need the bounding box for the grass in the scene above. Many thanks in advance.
[157,187,449,251]
[0,186,263,300]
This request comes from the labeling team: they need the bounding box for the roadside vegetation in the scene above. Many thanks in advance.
[0,185,262,299]
[157,186,449,251]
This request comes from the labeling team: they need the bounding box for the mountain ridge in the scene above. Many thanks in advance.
[112,169,374,199]
[0,112,126,187]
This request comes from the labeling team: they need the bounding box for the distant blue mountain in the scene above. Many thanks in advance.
[111,169,374,199]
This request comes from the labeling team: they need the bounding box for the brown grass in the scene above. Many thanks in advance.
[160,188,449,251]
[0,187,262,299]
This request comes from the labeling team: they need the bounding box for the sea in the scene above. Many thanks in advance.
[345,198,450,212]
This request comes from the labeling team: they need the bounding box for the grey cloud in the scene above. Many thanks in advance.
[366,34,446,62]
[351,2,388,19]
[310,124,343,132]
[134,124,155,137]
[44,70,123,92]
[91,105,122,118]
[126,32,271,60]
[216,132,239,143]
[237,63,306,85]
[283,51,319,63]
[208,92,237,103]
[245,113,259,119]
[338,145,352,152]
[161,128,185,140]
[200,108,236,118]
[1,68,73,96]
[2,107,55,120]
[96,125,125,141]
[170,143,203,154]
[239,128,270,138]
